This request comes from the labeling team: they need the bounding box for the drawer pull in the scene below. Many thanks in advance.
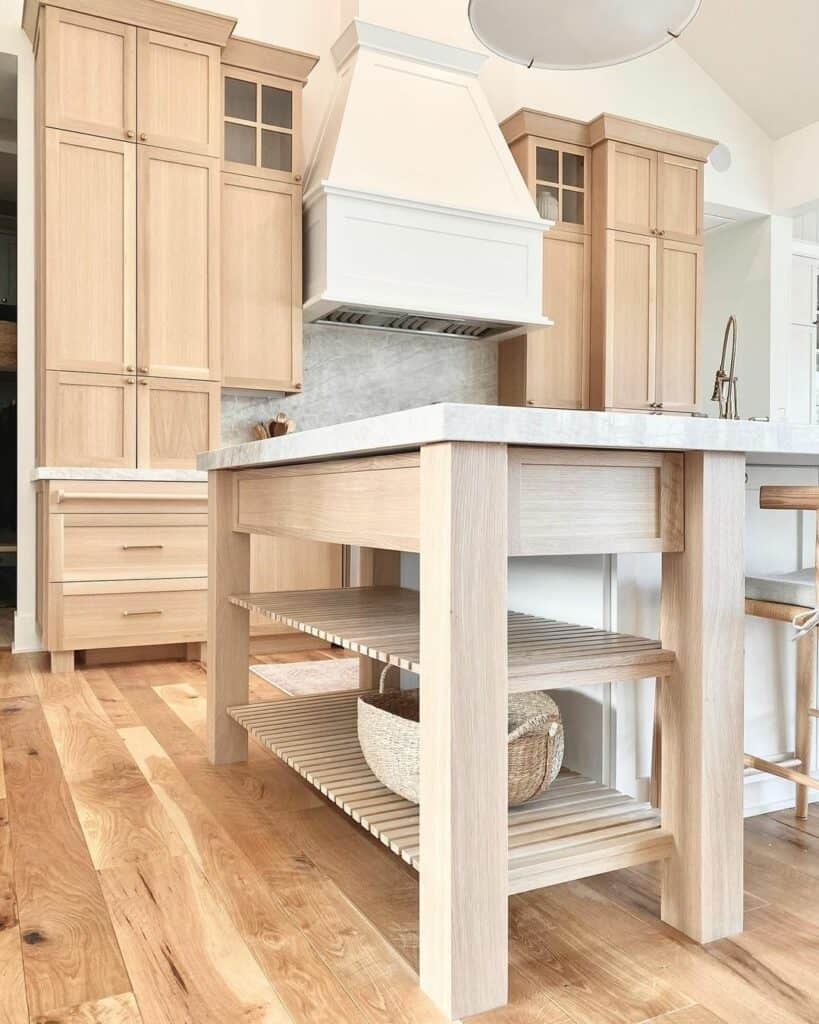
[121,544,165,550]
[121,609,164,617]
[56,491,201,504]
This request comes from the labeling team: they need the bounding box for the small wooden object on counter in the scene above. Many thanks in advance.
[499,109,713,414]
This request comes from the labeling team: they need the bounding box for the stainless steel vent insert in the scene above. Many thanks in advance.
[315,305,515,340]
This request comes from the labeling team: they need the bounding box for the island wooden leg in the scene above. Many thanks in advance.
[207,469,250,765]
[419,441,508,1020]
[659,450,745,942]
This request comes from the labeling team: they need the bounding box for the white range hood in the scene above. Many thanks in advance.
[302,21,551,341]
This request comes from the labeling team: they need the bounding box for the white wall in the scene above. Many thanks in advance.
[700,218,775,421]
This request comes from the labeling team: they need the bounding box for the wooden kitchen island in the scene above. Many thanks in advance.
[199,404,819,1021]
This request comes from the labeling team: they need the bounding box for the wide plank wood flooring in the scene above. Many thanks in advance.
[1,649,819,1023]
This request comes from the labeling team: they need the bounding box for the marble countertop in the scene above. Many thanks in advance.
[33,467,208,482]
[198,404,819,471]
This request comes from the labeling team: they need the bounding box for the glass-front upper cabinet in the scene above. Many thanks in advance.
[532,140,590,234]
[222,68,302,183]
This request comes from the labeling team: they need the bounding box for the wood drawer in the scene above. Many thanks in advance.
[49,578,206,650]
[52,514,208,582]
[45,479,207,514]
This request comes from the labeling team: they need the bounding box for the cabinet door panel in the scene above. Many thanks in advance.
[607,231,656,410]
[792,255,818,326]
[137,376,219,469]
[44,130,136,373]
[138,148,220,380]
[137,30,220,156]
[526,233,589,409]
[658,154,703,244]
[45,371,136,467]
[786,324,815,425]
[249,535,343,636]
[657,240,701,413]
[43,7,136,141]
[221,174,301,390]
[608,143,657,235]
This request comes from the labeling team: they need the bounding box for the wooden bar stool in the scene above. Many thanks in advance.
[744,486,819,818]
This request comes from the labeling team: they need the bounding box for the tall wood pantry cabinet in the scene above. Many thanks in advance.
[499,110,714,414]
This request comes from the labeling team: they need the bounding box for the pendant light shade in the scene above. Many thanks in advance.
[468,0,702,71]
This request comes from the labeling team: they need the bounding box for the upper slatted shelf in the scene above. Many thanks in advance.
[229,587,675,689]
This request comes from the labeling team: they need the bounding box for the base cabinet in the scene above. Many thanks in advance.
[38,480,344,668]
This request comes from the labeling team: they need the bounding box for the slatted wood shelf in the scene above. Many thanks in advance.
[228,690,672,893]
[230,587,675,690]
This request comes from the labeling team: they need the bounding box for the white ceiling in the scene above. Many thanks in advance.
[678,0,819,139]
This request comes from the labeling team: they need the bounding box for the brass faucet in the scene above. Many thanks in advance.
[711,314,739,419]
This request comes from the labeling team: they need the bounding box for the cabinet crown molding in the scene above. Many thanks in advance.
[23,0,236,47]
[221,36,319,82]
[501,107,717,162]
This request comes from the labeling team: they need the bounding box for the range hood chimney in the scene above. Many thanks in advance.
[302,20,551,340]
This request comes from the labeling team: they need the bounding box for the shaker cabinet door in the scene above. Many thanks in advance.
[657,153,703,244]
[656,240,702,413]
[43,6,136,141]
[137,147,220,380]
[606,231,657,410]
[137,376,220,470]
[607,143,657,236]
[221,174,301,391]
[44,371,137,468]
[43,129,136,374]
[136,30,220,156]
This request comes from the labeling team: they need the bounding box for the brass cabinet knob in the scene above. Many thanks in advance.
[138,366,148,373]
[126,130,135,138]
[125,365,134,372]
[125,378,135,384]
[294,173,302,182]
[139,379,148,385]
[139,132,147,141]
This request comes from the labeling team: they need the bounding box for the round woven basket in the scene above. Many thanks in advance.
[358,665,564,806]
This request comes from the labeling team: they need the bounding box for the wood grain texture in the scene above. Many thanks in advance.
[0,824,28,1024]
[5,652,819,1023]
[99,853,293,1024]
[0,695,129,1018]
[207,470,250,763]
[30,991,143,1023]
[418,442,509,1019]
[659,451,745,942]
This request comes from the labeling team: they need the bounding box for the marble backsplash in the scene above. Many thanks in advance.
[220,323,498,445]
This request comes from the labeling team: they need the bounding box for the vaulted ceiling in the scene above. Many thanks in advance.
[678,0,819,140]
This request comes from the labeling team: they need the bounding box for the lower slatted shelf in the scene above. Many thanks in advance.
[228,690,672,893]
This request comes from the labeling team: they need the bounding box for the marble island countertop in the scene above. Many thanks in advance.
[198,404,819,471]
[33,466,208,482]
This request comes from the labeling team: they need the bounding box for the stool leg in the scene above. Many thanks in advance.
[795,630,815,820]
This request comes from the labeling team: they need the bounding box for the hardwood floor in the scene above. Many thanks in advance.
[1,648,819,1023]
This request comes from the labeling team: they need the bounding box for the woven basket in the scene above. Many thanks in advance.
[358,665,564,806]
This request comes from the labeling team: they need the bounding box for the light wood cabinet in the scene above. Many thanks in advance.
[136,376,220,469]
[604,231,657,411]
[40,8,220,153]
[221,174,302,391]
[42,6,136,141]
[222,66,302,184]
[499,231,590,409]
[136,29,220,156]
[137,146,220,380]
[43,129,136,373]
[44,370,136,467]
[500,109,712,413]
